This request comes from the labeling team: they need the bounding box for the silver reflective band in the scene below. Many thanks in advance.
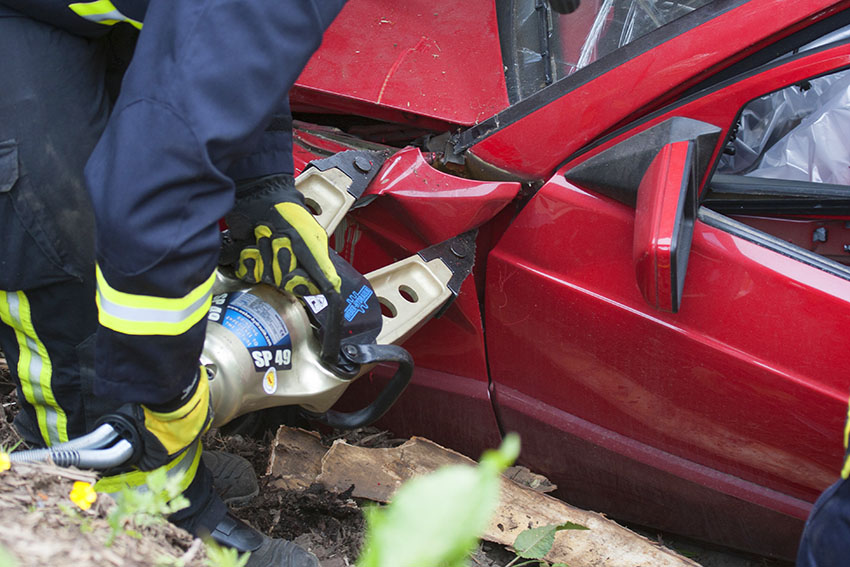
[69,0,143,29]
[81,9,128,23]
[1,291,65,446]
[96,287,212,324]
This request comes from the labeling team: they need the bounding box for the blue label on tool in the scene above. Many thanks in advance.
[344,285,373,322]
[209,291,292,371]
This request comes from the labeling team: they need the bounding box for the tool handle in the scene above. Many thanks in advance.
[320,290,343,366]
[304,343,414,429]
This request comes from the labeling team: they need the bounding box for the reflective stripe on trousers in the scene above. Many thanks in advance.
[0,290,68,445]
[94,438,202,494]
[95,265,215,336]
[68,0,142,29]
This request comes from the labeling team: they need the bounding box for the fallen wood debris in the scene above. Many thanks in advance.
[267,426,326,491]
[270,427,699,567]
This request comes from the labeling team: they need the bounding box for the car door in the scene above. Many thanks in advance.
[483,32,850,558]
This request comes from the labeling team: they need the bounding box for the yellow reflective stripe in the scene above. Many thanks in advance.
[95,265,214,336]
[0,291,68,445]
[68,0,142,29]
[844,396,850,450]
[94,440,202,493]
[842,398,850,478]
[274,202,341,292]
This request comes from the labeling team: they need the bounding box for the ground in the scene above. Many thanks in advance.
[0,358,790,566]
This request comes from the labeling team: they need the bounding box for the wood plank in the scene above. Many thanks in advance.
[267,427,327,490]
[316,437,700,567]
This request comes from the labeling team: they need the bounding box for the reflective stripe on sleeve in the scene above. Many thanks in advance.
[68,0,143,29]
[95,265,215,336]
[0,291,68,446]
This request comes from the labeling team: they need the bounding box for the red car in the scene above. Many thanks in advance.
[284,0,850,559]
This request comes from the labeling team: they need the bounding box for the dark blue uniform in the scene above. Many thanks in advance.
[797,404,850,566]
[0,0,344,535]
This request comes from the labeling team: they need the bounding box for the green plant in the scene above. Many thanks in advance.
[356,433,521,567]
[506,522,589,567]
[0,543,18,567]
[0,440,23,452]
[106,468,190,546]
[0,440,23,473]
[203,538,251,567]
[155,554,187,567]
[57,500,95,534]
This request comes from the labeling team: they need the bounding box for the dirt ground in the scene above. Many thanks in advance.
[0,358,790,567]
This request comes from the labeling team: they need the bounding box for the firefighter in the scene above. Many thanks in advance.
[797,403,850,566]
[0,1,345,565]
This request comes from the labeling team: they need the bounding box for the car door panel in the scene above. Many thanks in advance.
[484,37,850,557]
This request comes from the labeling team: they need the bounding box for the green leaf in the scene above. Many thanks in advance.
[356,435,520,567]
[0,544,18,567]
[204,538,251,567]
[513,522,589,560]
[480,433,521,472]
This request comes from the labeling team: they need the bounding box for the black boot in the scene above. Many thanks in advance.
[210,513,319,567]
[202,450,259,506]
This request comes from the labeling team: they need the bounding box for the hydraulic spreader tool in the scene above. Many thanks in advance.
[10,150,474,470]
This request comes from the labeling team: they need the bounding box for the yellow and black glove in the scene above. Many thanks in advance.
[224,174,341,297]
[109,367,212,471]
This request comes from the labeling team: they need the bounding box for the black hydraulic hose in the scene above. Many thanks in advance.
[306,343,414,430]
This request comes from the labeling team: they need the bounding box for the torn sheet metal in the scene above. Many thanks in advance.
[356,147,521,246]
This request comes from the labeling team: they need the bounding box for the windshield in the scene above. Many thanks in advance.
[498,0,714,102]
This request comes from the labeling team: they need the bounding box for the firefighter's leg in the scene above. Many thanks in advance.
[0,12,231,535]
[79,3,343,562]
[0,284,98,447]
[0,9,110,446]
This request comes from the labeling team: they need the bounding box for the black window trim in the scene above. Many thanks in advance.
[698,207,850,282]
[705,174,850,215]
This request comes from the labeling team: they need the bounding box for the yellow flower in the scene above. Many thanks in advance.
[69,481,97,511]
[0,452,9,473]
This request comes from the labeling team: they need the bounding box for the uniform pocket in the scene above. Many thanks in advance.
[0,139,82,289]
[0,139,18,192]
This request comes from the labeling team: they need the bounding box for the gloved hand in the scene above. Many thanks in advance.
[223,174,341,297]
[109,367,212,471]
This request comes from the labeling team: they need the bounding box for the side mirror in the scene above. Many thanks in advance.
[633,141,697,313]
